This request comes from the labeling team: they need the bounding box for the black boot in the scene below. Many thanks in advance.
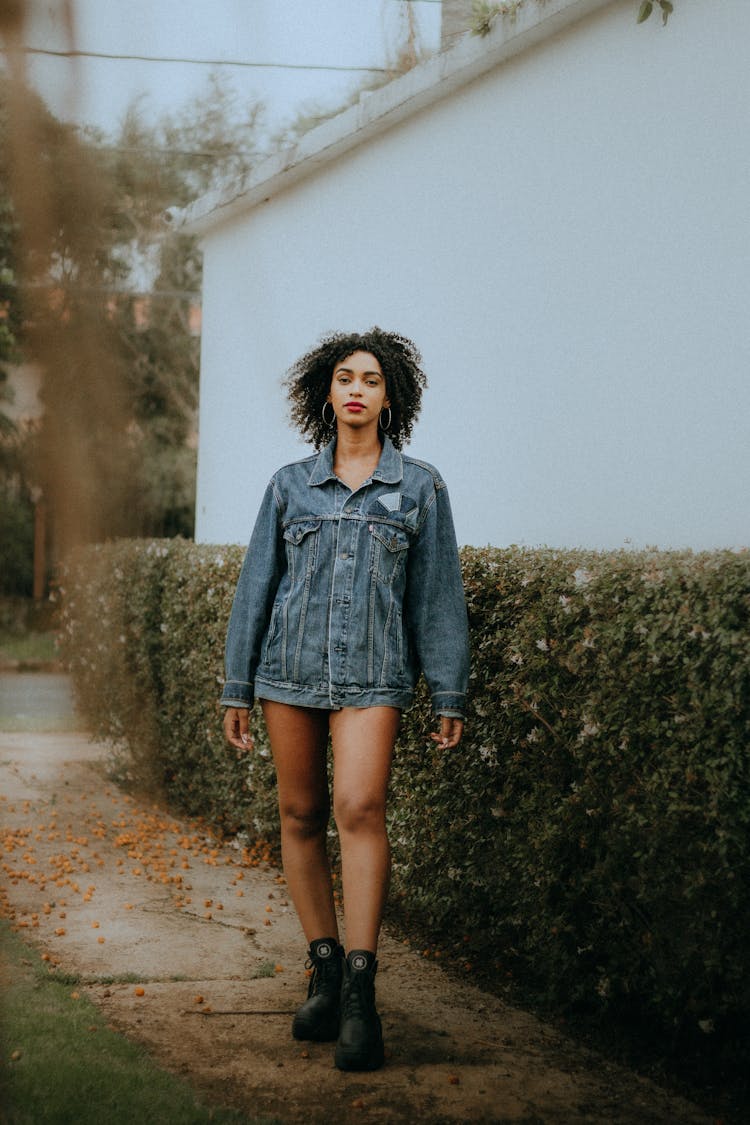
[292,938,344,1042]
[334,950,384,1071]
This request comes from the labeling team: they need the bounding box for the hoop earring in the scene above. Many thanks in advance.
[379,406,392,432]
[321,401,335,426]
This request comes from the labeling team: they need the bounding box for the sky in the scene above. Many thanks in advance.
[18,0,442,140]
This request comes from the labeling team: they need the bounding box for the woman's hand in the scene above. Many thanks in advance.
[223,706,254,750]
[430,715,464,750]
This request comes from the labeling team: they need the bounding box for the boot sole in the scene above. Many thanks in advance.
[292,1016,340,1043]
[334,1043,385,1071]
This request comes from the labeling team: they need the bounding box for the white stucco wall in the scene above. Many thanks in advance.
[192,0,750,550]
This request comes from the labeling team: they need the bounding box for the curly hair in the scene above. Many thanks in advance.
[283,327,427,450]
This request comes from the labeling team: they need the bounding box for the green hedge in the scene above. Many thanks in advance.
[57,540,750,1087]
[56,540,280,843]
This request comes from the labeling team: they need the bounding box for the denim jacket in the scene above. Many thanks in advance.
[221,436,469,716]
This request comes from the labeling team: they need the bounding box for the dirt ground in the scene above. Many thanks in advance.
[0,722,716,1124]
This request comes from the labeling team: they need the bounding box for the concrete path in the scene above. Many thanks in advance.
[0,675,713,1124]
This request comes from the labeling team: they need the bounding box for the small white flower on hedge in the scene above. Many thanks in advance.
[579,721,600,739]
[689,625,711,639]
[535,638,549,652]
[573,567,592,587]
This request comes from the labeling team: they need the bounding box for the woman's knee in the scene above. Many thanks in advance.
[334,792,387,836]
[279,798,330,840]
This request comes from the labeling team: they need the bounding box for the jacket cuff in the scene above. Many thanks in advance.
[431,691,466,718]
[221,680,254,709]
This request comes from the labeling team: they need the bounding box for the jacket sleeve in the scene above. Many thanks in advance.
[405,478,470,717]
[221,479,285,708]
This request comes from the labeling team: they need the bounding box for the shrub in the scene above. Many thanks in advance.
[58,540,278,837]
[395,548,750,1086]
[0,488,34,596]
[57,540,750,1089]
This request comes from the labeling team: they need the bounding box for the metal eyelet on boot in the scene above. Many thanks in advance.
[292,938,344,1042]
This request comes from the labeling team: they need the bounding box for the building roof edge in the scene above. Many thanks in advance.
[172,0,612,238]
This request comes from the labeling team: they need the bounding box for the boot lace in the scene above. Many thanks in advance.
[306,949,341,996]
[343,968,373,1021]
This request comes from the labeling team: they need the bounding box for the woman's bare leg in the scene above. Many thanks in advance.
[330,706,400,953]
[261,700,337,943]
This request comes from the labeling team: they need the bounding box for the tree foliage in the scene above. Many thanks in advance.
[0,77,114,588]
[0,71,265,555]
[637,0,674,24]
[470,0,674,37]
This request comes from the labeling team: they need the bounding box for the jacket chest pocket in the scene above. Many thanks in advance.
[283,520,321,582]
[368,523,410,585]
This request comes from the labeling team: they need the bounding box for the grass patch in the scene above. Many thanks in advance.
[0,630,58,664]
[251,961,278,980]
[0,922,274,1125]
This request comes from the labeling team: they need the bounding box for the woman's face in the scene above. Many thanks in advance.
[327,350,390,430]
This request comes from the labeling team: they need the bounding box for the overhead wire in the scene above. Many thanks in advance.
[6,45,398,74]
[3,1,451,74]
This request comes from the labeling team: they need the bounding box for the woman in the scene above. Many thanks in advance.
[222,328,469,1071]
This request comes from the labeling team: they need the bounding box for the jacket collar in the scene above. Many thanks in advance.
[308,435,403,487]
